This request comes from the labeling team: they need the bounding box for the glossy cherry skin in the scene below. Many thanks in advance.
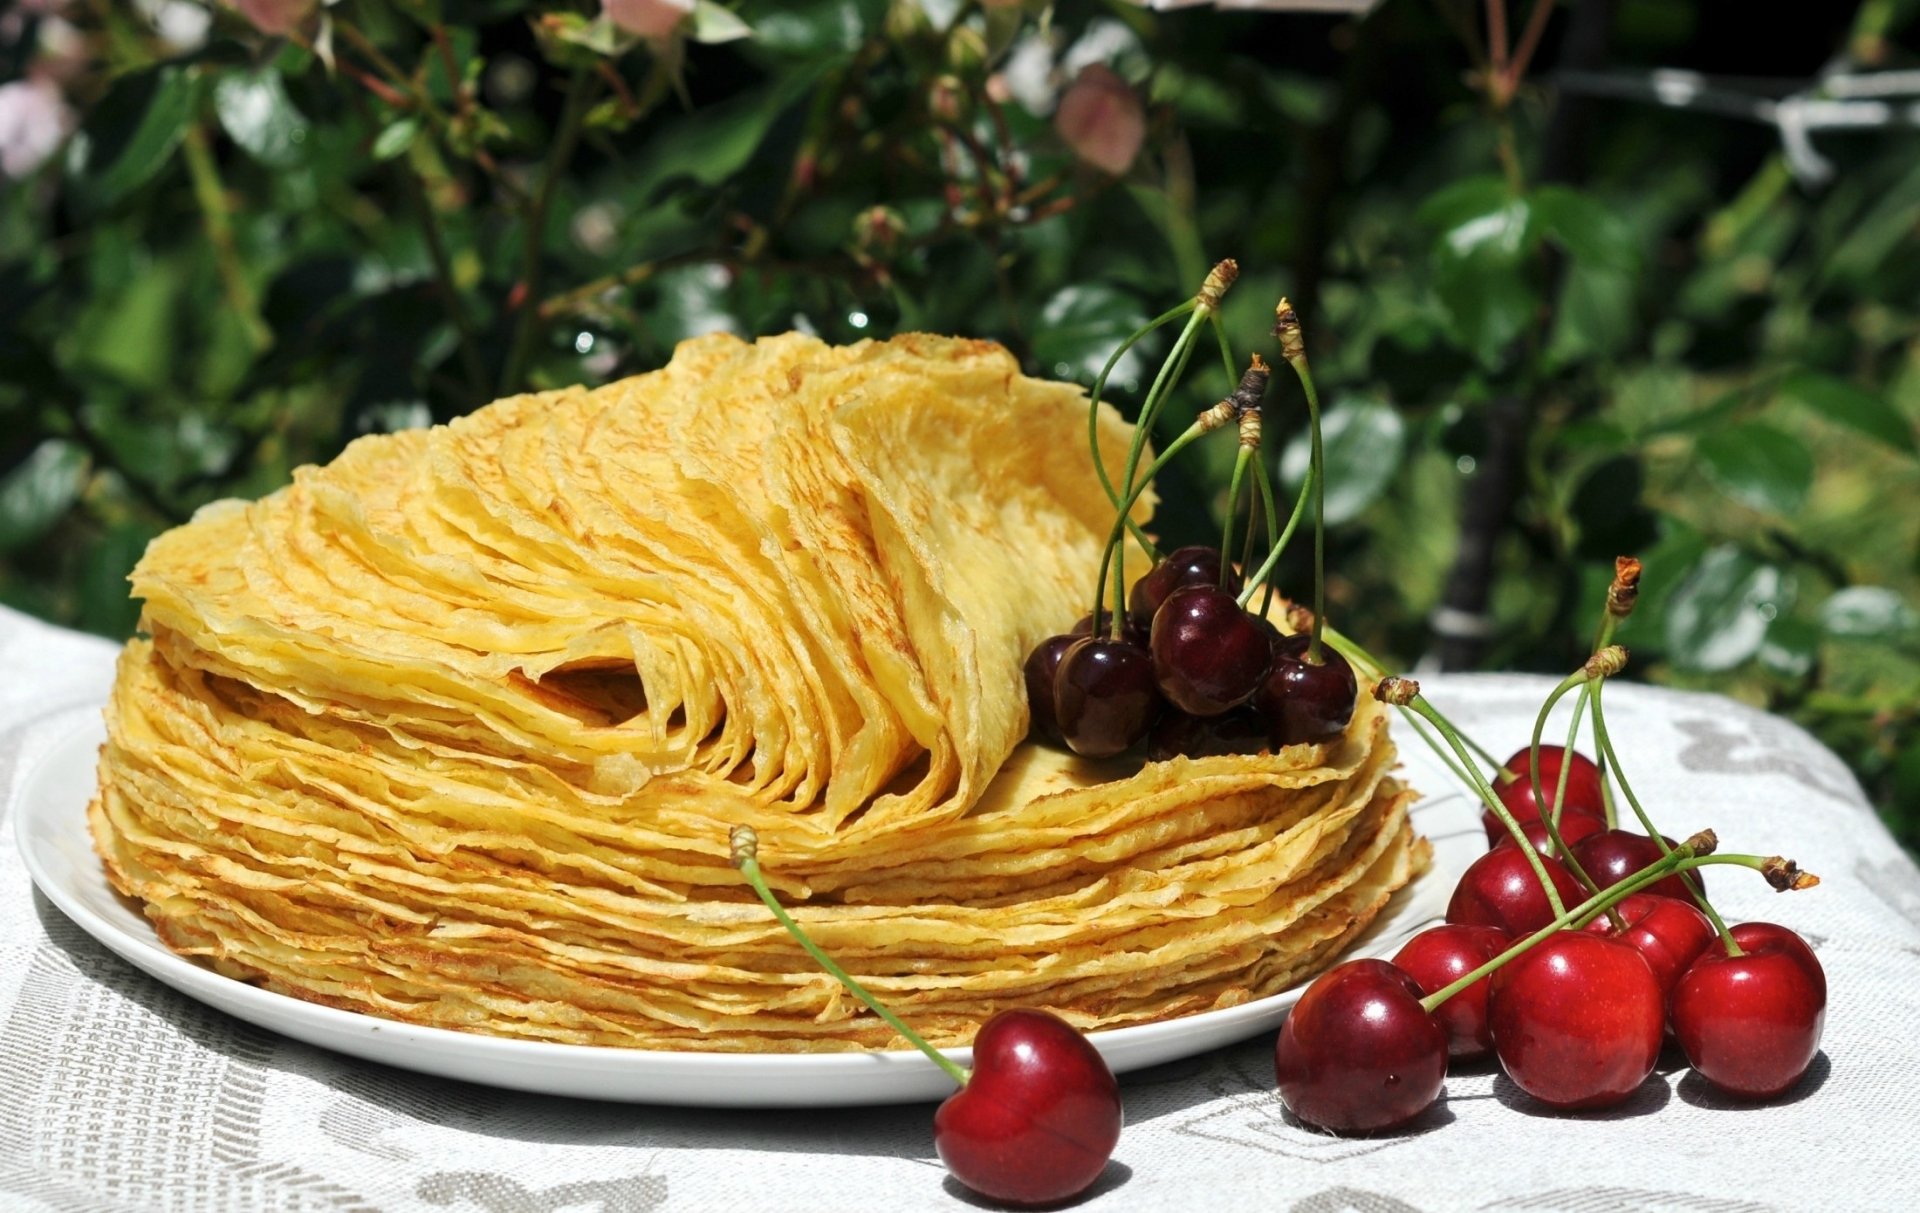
[1274,959,1448,1133]
[1489,931,1665,1110]
[1494,747,1606,830]
[1253,633,1357,745]
[1147,706,1272,761]
[1149,584,1271,717]
[1393,924,1512,1059]
[1581,892,1717,998]
[1073,609,1147,648]
[1487,809,1607,856]
[1054,637,1161,758]
[1571,829,1699,902]
[1022,635,1078,742]
[1446,847,1586,936]
[1669,922,1827,1100]
[934,1009,1123,1206]
[1130,544,1240,624]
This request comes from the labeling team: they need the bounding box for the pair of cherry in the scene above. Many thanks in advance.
[1025,545,1358,759]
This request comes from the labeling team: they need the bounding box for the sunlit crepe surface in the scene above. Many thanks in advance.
[91,332,1427,1051]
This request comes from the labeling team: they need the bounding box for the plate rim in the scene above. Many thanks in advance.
[16,710,1471,1104]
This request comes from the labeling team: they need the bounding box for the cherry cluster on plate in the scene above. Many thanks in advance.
[1024,544,1357,761]
[1274,656,1829,1134]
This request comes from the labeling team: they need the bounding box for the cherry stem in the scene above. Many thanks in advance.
[1210,311,1237,389]
[1113,308,1208,612]
[1403,694,1569,920]
[1420,840,1714,1013]
[731,828,970,1087]
[1219,446,1255,589]
[1588,678,1742,956]
[1590,599,1623,826]
[1252,455,1281,617]
[1526,671,1611,918]
[1087,300,1192,562]
[1321,627,1501,777]
[1278,348,1329,662]
[1091,422,1213,636]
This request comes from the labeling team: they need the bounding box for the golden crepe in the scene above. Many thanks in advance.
[89,332,1427,1051]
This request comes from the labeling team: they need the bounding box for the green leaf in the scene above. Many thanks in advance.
[1420,177,1538,369]
[1532,185,1638,271]
[87,67,200,207]
[1029,285,1149,386]
[1758,616,1820,680]
[690,1,754,43]
[627,69,823,198]
[749,0,878,58]
[1545,262,1635,368]
[214,71,308,169]
[1820,586,1920,640]
[1665,545,1792,672]
[1279,395,1407,525]
[372,117,421,162]
[1695,423,1813,515]
[1779,371,1917,455]
[0,441,87,554]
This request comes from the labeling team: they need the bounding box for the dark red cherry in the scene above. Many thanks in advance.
[1055,637,1161,758]
[1149,584,1271,717]
[1489,931,1664,1110]
[1487,808,1607,855]
[1022,635,1078,742]
[1130,544,1240,624]
[1493,746,1606,828]
[1253,632,1357,745]
[1571,829,1699,902]
[1274,959,1447,1133]
[1446,847,1585,936]
[934,1008,1123,1205]
[1147,706,1273,761]
[1670,922,1826,1101]
[1393,924,1511,1059]
[1580,892,1716,997]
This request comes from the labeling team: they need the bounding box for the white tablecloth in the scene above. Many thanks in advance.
[3,602,1916,1212]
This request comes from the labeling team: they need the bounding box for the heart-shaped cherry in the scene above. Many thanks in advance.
[1446,847,1585,936]
[1489,809,1607,856]
[1572,829,1699,902]
[1500,744,1604,811]
[1581,892,1716,998]
[1489,931,1665,1110]
[1149,584,1271,716]
[1055,636,1161,757]
[1392,924,1511,1059]
[1253,632,1357,745]
[1669,922,1827,1100]
[1022,635,1078,742]
[1274,959,1447,1133]
[1130,544,1241,623]
[934,1008,1124,1206]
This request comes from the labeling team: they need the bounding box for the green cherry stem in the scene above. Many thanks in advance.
[1274,299,1327,662]
[1252,452,1282,618]
[1380,678,1569,921]
[1313,626,1501,782]
[1090,421,1220,636]
[1236,466,1312,610]
[1525,667,1609,910]
[731,827,969,1086]
[1086,300,1191,561]
[1588,677,1742,955]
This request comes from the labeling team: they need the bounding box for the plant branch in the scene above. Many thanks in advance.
[499,70,597,395]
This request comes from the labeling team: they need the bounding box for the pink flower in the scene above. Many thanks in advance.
[1053,64,1144,177]
[0,76,73,179]
[233,0,317,37]
[603,0,693,38]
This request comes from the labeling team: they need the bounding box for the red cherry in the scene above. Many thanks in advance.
[1581,892,1717,997]
[1669,922,1827,1100]
[1129,544,1240,623]
[1392,924,1511,1059]
[1486,807,1607,853]
[1022,635,1077,742]
[1055,637,1161,757]
[1571,829,1699,902]
[1274,959,1447,1133]
[1253,632,1357,745]
[1445,846,1585,936]
[1149,584,1271,717]
[1493,745,1606,828]
[934,1009,1123,1206]
[1489,931,1665,1110]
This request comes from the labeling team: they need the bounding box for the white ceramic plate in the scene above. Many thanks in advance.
[17,714,1478,1107]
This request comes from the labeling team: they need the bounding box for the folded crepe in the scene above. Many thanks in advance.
[91,332,1427,1051]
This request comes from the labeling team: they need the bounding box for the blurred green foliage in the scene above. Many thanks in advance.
[3,0,1918,846]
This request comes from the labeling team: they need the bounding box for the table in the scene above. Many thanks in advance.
[3,603,1916,1212]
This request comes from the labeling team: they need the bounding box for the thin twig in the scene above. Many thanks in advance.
[499,70,598,394]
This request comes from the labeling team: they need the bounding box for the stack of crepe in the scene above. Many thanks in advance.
[90,332,1427,1051]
